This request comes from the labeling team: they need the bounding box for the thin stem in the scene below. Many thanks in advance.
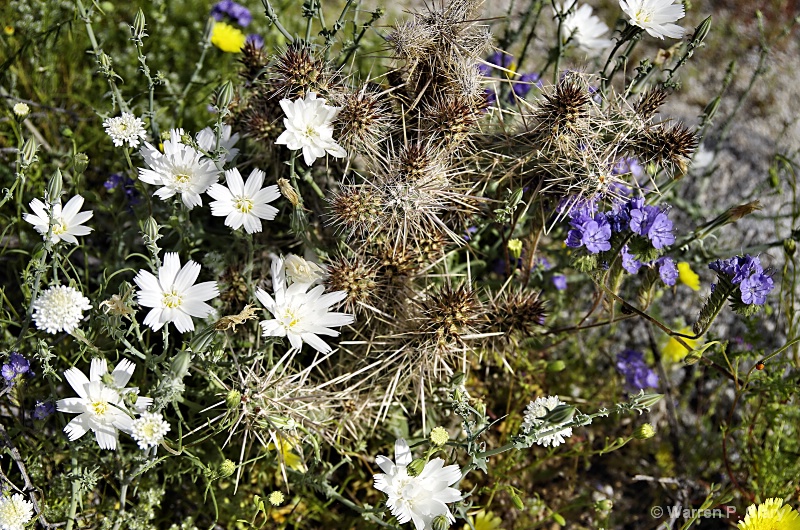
[261,0,295,43]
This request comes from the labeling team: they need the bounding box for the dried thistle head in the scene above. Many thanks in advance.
[415,283,485,351]
[238,40,269,84]
[327,184,383,239]
[387,20,436,63]
[536,76,592,135]
[634,88,669,121]
[633,122,697,176]
[325,253,380,316]
[423,94,483,149]
[270,42,333,99]
[334,86,394,153]
[237,93,283,143]
[486,289,547,346]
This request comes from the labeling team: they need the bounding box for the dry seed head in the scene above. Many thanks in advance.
[270,43,331,98]
[335,87,394,153]
[486,289,547,345]
[388,21,436,62]
[238,93,282,143]
[423,94,483,148]
[325,254,380,315]
[415,283,485,351]
[238,40,269,84]
[536,76,592,133]
[327,184,382,238]
[634,88,669,121]
[633,122,697,176]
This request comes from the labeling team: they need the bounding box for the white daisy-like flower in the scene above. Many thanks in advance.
[373,438,462,530]
[0,493,34,530]
[13,102,30,118]
[619,0,684,39]
[255,256,354,354]
[103,112,147,148]
[521,395,574,447]
[276,92,348,166]
[31,285,92,334]
[561,4,613,56]
[56,358,147,450]
[23,194,93,245]
[196,124,240,164]
[138,128,220,209]
[133,252,219,333]
[131,411,170,450]
[283,254,327,287]
[207,168,280,234]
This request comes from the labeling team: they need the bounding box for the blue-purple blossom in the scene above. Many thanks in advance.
[606,201,631,233]
[621,245,643,274]
[709,254,774,305]
[487,51,514,69]
[565,202,611,254]
[552,274,567,290]
[511,72,543,100]
[211,0,252,27]
[2,352,32,385]
[33,401,55,420]
[612,157,644,179]
[657,256,678,286]
[616,349,659,390]
[104,173,141,205]
[1,364,14,382]
[245,33,264,49]
[629,202,675,249]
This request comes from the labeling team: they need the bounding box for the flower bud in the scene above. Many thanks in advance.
[784,238,796,257]
[20,137,37,167]
[634,423,656,440]
[46,169,63,204]
[99,52,112,70]
[431,514,451,530]
[683,348,703,365]
[406,458,427,477]
[507,239,523,260]
[13,102,30,119]
[278,178,301,207]
[143,216,160,242]
[690,16,712,46]
[541,404,576,425]
[216,80,235,111]
[546,360,566,372]
[702,96,721,122]
[510,490,525,510]
[595,499,613,512]
[430,426,449,446]
[226,389,242,409]
[132,9,147,40]
[268,491,285,506]
[218,459,236,478]
[633,392,664,410]
[73,153,89,175]
[170,351,191,378]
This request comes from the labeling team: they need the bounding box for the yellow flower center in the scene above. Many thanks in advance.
[162,289,183,309]
[234,196,254,213]
[90,400,108,416]
[52,220,68,235]
[174,173,191,184]
[635,9,653,23]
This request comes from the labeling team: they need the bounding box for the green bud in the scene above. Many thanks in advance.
[784,238,796,257]
[268,415,297,430]
[73,153,89,175]
[99,52,112,70]
[702,96,721,122]
[132,9,147,39]
[510,490,525,510]
[188,325,216,353]
[691,16,712,45]
[46,169,63,204]
[170,351,191,378]
[633,423,656,440]
[552,513,566,525]
[683,349,703,365]
[219,459,236,478]
[450,372,465,387]
[143,217,160,242]
[20,137,37,167]
[507,239,523,260]
[216,80,235,110]
[546,360,566,372]
[541,404,576,425]
[226,389,242,409]
[595,499,613,512]
[407,458,426,477]
[633,392,664,410]
[431,514,450,530]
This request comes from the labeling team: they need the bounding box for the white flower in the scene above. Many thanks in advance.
[103,112,147,148]
[197,124,240,164]
[56,358,149,450]
[276,92,347,166]
[131,411,170,450]
[12,102,30,118]
[255,256,354,354]
[373,438,462,530]
[207,168,280,234]
[619,0,684,39]
[0,493,34,530]
[138,129,220,209]
[23,194,93,245]
[521,395,574,447]
[561,4,613,56]
[31,285,92,334]
[134,252,219,333]
[283,254,327,287]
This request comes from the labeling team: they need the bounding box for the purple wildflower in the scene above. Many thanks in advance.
[588,85,602,104]
[606,201,631,233]
[477,63,493,76]
[104,173,140,205]
[484,88,497,106]
[621,245,643,274]
[464,226,478,241]
[510,72,543,100]
[211,0,251,27]
[2,352,32,386]
[487,51,514,69]
[552,274,567,291]
[740,272,773,305]
[709,254,774,306]
[657,256,678,286]
[33,401,55,420]
[629,201,674,249]
[616,349,659,390]
[647,212,675,249]
[245,33,264,49]
[612,157,644,179]
[1,364,14,382]
[581,217,612,253]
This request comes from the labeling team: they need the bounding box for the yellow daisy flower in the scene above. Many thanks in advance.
[211,21,246,53]
[463,510,503,530]
[738,498,800,530]
[267,436,306,472]
[662,327,701,362]
[677,262,700,291]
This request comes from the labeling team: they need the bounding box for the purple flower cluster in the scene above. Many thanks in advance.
[622,198,675,250]
[621,245,677,285]
[211,0,252,27]
[566,203,612,254]
[33,400,55,420]
[479,52,542,104]
[104,173,141,205]
[2,352,32,386]
[709,255,774,305]
[615,349,659,391]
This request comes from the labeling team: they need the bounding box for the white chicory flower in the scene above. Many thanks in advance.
[196,124,240,164]
[275,92,347,166]
[521,395,574,447]
[131,411,171,450]
[619,0,684,39]
[31,284,92,335]
[103,112,147,148]
[207,168,280,234]
[23,194,93,245]
[561,4,613,56]
[0,493,34,530]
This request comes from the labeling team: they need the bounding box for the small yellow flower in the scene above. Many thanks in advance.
[267,436,306,472]
[211,21,246,53]
[738,498,800,530]
[677,262,700,291]
[268,491,285,506]
[430,426,449,446]
[4,26,14,36]
[463,510,503,530]
[662,327,701,362]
